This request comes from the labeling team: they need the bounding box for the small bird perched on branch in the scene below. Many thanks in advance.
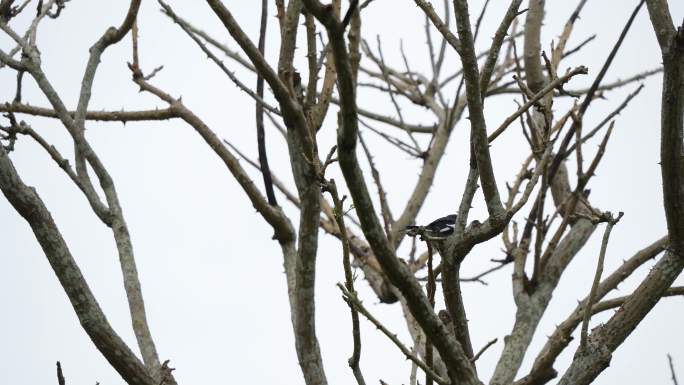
[405,214,457,240]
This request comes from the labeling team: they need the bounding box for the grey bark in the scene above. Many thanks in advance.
[0,147,156,385]
[557,2,684,383]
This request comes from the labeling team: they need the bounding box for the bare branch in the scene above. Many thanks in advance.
[456,155,479,232]
[425,242,436,385]
[56,362,65,385]
[205,0,314,155]
[549,0,646,182]
[160,6,255,72]
[523,0,545,93]
[359,119,423,157]
[0,103,178,122]
[7,118,110,222]
[567,67,661,95]
[479,0,523,96]
[579,0,645,116]
[324,178,367,385]
[372,36,421,151]
[222,139,300,208]
[580,212,623,350]
[564,85,644,158]
[453,0,505,218]
[441,260,474,359]
[255,0,277,206]
[471,338,497,363]
[414,0,460,53]
[338,284,448,385]
[348,101,436,133]
[488,66,588,143]
[0,146,156,385]
[359,132,394,240]
[644,0,675,50]
[556,5,683,381]
[516,283,680,385]
[160,2,281,116]
[133,76,295,243]
[432,0,451,83]
[5,2,173,380]
[304,12,319,108]
[551,0,588,68]
[304,3,479,383]
[669,354,680,385]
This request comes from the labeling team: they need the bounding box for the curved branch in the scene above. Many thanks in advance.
[453,0,504,217]
[557,4,684,383]
[304,2,480,384]
[0,147,155,385]
[134,78,295,243]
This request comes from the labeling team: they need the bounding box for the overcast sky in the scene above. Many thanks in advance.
[1,1,684,385]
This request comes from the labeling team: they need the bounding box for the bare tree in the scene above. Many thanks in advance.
[0,1,682,385]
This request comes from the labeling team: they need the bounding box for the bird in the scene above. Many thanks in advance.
[405,214,457,239]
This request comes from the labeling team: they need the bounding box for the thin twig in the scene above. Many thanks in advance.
[159,1,281,116]
[566,67,661,96]
[471,338,498,363]
[580,211,624,350]
[478,0,523,96]
[488,66,588,143]
[472,0,491,43]
[254,0,277,206]
[548,0,646,183]
[432,0,450,86]
[359,132,394,240]
[337,284,449,385]
[359,119,423,157]
[341,0,358,30]
[221,139,300,209]
[325,178,367,385]
[56,362,65,385]
[459,260,511,285]
[564,85,644,158]
[668,354,679,385]
[372,36,420,151]
[414,0,460,53]
[539,123,615,271]
[160,2,255,72]
[562,34,596,59]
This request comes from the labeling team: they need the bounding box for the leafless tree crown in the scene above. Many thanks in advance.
[0,0,682,385]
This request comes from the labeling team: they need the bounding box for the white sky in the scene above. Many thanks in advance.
[1,1,683,385]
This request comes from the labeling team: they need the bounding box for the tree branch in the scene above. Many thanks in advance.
[453,0,504,218]
[0,146,155,385]
[669,354,680,385]
[580,212,623,349]
[0,103,178,122]
[255,0,278,206]
[556,5,683,382]
[304,2,480,383]
[324,178,366,385]
[338,284,448,385]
